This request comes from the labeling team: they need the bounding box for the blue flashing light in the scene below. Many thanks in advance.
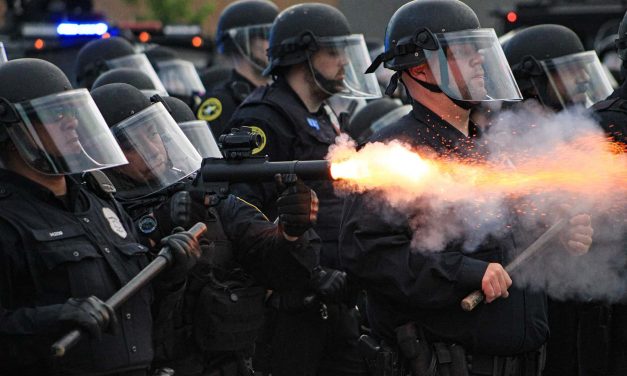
[57,22,108,36]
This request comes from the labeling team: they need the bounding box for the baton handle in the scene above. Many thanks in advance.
[460,290,485,312]
[51,222,207,357]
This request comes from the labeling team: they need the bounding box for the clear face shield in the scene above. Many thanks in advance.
[107,102,202,199]
[106,53,169,95]
[226,24,272,72]
[308,34,382,99]
[539,51,614,108]
[423,29,523,102]
[0,42,7,64]
[7,89,128,175]
[178,120,222,159]
[156,59,206,98]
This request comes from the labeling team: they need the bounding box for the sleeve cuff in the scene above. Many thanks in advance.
[457,256,489,289]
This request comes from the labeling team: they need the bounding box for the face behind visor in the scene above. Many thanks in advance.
[3,89,128,175]
[307,34,382,99]
[106,102,202,200]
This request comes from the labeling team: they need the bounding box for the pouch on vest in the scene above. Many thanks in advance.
[194,272,265,355]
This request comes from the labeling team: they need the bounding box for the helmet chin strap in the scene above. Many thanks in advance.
[405,71,476,110]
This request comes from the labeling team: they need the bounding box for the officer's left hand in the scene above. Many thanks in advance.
[158,227,202,286]
[275,174,319,240]
[560,214,593,256]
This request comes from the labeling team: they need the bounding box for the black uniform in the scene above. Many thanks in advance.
[0,170,179,375]
[339,101,549,370]
[125,186,320,375]
[592,81,627,145]
[196,70,256,138]
[227,78,367,376]
[581,84,627,376]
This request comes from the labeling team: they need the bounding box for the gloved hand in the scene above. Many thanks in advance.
[275,174,319,238]
[310,266,347,303]
[58,296,117,340]
[158,227,201,286]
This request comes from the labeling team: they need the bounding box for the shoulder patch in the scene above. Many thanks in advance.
[235,196,269,221]
[197,97,223,122]
[307,117,320,130]
[248,126,267,155]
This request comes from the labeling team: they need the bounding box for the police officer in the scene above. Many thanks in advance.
[196,0,279,137]
[342,1,594,375]
[0,58,201,375]
[75,36,167,93]
[145,46,207,108]
[226,3,381,375]
[593,10,627,145]
[503,24,614,111]
[590,10,627,376]
[91,82,322,376]
[503,24,619,376]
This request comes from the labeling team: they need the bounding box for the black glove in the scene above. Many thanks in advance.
[275,174,319,238]
[158,227,201,286]
[310,267,347,303]
[58,296,117,340]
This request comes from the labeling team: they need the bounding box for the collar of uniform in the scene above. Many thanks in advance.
[410,99,482,141]
[609,80,627,100]
[0,169,83,209]
[273,77,324,116]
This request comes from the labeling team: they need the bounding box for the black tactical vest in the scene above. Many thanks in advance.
[0,178,153,375]
[138,193,265,368]
[239,83,345,268]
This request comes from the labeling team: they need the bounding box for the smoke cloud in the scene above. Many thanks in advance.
[328,101,627,301]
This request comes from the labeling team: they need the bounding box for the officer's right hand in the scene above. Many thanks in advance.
[481,263,512,303]
[275,174,319,239]
[58,296,117,340]
[159,227,201,285]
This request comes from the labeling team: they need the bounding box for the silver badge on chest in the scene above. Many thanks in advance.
[102,207,128,239]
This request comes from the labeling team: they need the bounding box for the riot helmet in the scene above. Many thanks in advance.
[0,58,127,175]
[91,67,169,98]
[216,0,278,72]
[504,24,613,109]
[159,96,222,159]
[347,98,409,144]
[145,46,206,101]
[367,0,522,106]
[75,36,167,93]
[91,83,201,199]
[265,3,381,99]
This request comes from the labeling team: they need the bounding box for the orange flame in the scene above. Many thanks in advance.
[328,135,627,204]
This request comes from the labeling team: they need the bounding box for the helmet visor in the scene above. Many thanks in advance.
[310,34,382,99]
[107,102,202,199]
[156,59,206,97]
[9,89,128,175]
[424,29,522,102]
[107,53,168,94]
[540,51,614,108]
[179,120,222,158]
[226,24,272,71]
